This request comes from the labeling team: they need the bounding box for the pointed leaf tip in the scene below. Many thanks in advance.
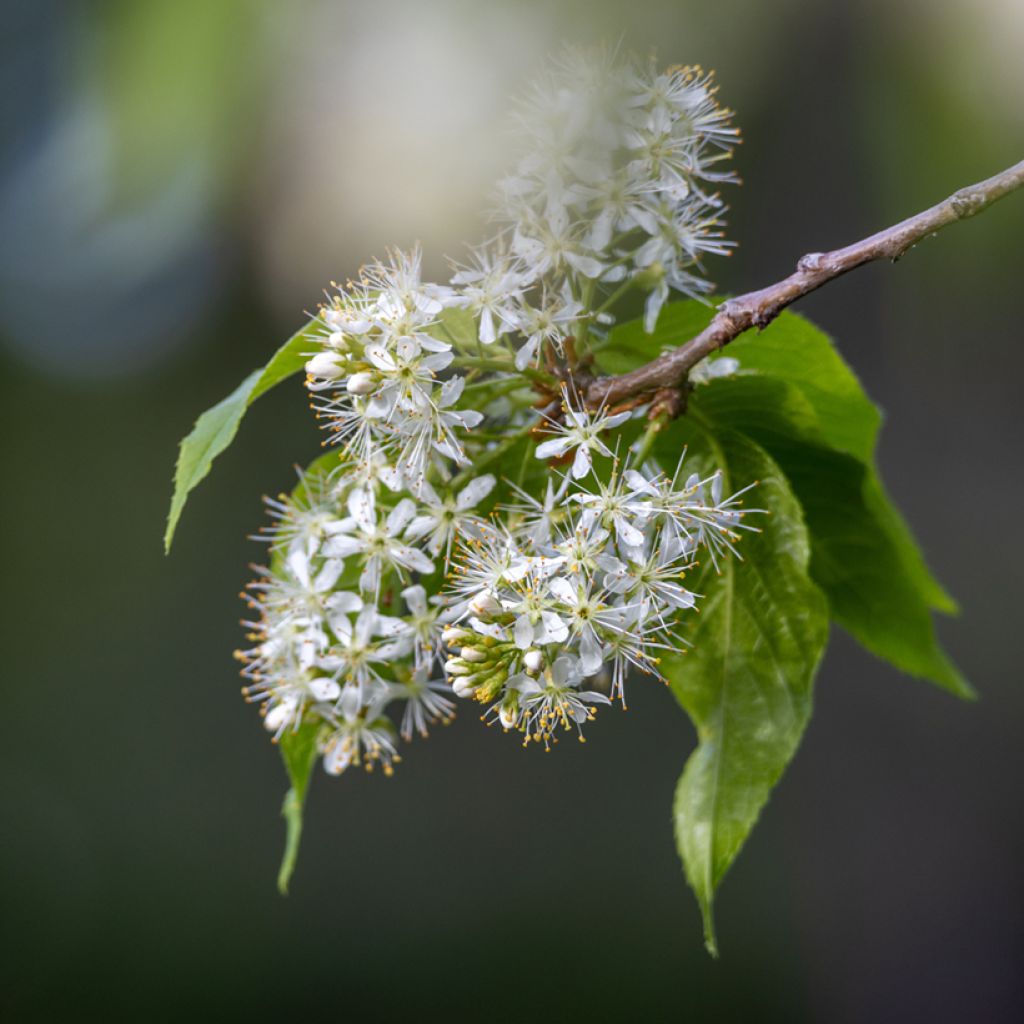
[164,319,319,553]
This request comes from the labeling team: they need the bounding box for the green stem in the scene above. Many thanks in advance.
[452,355,552,387]
[594,274,637,318]
[631,412,670,467]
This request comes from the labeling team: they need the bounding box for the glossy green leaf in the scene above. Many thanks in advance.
[598,300,962,694]
[654,426,829,955]
[687,375,969,696]
[764,438,971,698]
[277,719,322,895]
[595,299,715,375]
[164,318,320,553]
[726,312,955,613]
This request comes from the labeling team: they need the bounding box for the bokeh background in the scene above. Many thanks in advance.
[2,1,1022,1020]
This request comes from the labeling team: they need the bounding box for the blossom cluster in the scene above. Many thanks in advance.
[442,447,757,747]
[459,48,739,365]
[236,50,752,778]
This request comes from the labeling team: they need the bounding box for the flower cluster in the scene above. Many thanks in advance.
[440,403,758,747]
[306,247,477,489]
[236,50,753,779]
[450,48,739,371]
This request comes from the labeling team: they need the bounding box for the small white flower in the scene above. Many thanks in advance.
[535,397,632,479]
[405,474,496,561]
[449,243,525,344]
[322,490,435,595]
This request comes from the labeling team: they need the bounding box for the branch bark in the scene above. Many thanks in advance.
[585,158,1024,409]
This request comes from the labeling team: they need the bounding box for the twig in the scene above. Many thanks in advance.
[585,158,1024,409]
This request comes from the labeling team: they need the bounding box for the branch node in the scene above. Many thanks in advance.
[797,252,825,273]
[649,385,687,421]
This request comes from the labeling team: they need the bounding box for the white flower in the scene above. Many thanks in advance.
[570,471,653,553]
[322,489,435,595]
[547,576,615,675]
[512,204,608,281]
[405,474,496,561]
[511,656,611,747]
[388,666,456,740]
[319,604,412,696]
[449,244,525,344]
[689,355,740,384]
[400,583,443,671]
[321,686,400,776]
[504,474,570,545]
[535,398,632,479]
[508,285,584,371]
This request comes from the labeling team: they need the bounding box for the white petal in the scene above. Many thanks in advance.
[347,488,376,532]
[602,410,632,430]
[515,335,540,371]
[286,549,311,588]
[401,584,427,615]
[404,514,438,541]
[514,615,534,650]
[579,629,603,675]
[456,474,496,510]
[439,375,465,408]
[322,534,362,559]
[313,558,344,592]
[422,351,454,372]
[359,558,380,595]
[624,470,658,496]
[548,577,577,605]
[539,610,569,644]
[565,252,606,279]
[615,516,646,549]
[535,437,572,460]
[387,498,417,536]
[571,446,592,479]
[394,545,435,575]
[417,333,452,353]
[308,678,341,702]
[325,591,362,615]
[364,344,397,371]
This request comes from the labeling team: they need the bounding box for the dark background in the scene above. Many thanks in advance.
[2,1,1022,1021]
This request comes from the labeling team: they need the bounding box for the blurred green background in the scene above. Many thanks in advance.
[2,1,1022,1020]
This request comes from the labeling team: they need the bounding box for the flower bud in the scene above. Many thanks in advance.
[468,590,502,618]
[523,649,544,675]
[264,699,296,734]
[498,701,519,730]
[475,668,509,703]
[633,261,666,292]
[305,351,346,379]
[460,646,488,663]
[451,678,478,699]
[346,371,377,395]
[442,626,470,646]
[444,658,471,676]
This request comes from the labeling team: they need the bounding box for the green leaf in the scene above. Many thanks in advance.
[430,305,479,350]
[164,318,320,553]
[687,374,969,697]
[727,312,955,614]
[765,439,972,698]
[595,300,715,375]
[654,426,829,955]
[277,720,322,895]
[598,300,962,693]
[726,311,881,462]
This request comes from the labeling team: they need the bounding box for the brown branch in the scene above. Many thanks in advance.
[585,158,1024,409]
